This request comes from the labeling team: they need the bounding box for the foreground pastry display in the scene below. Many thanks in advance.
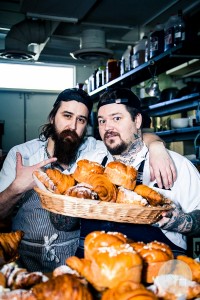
[0,230,199,299]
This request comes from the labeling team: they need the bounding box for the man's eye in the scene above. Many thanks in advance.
[98,119,105,125]
[64,114,71,119]
[114,116,121,121]
[78,118,86,124]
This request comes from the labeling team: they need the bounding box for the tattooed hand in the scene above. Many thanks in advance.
[153,207,200,236]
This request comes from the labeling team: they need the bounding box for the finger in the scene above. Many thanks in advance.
[153,169,163,189]
[149,165,155,181]
[152,216,171,228]
[37,157,57,169]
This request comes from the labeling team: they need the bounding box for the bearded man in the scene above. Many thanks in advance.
[0,88,176,272]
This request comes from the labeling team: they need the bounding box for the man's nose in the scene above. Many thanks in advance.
[104,120,114,130]
[68,118,77,130]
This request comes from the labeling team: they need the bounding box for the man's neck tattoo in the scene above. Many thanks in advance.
[113,137,143,165]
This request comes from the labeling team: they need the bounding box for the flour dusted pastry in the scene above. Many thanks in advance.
[130,240,174,283]
[84,231,127,260]
[31,273,93,300]
[86,174,117,202]
[66,243,143,291]
[66,183,98,200]
[52,265,79,277]
[0,231,24,266]
[33,170,56,193]
[102,280,158,300]
[73,159,104,184]
[134,184,165,206]
[45,169,75,194]
[0,289,37,299]
[116,186,148,206]
[177,255,200,283]
[104,161,138,190]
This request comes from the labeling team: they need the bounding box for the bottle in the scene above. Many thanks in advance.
[106,58,120,83]
[133,36,147,68]
[120,45,132,75]
[149,23,164,59]
[174,10,186,46]
[96,66,105,88]
[164,14,178,51]
[128,45,134,71]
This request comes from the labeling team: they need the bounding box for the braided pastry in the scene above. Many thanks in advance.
[134,184,165,206]
[0,231,24,266]
[104,161,138,190]
[31,274,93,300]
[73,159,104,184]
[45,169,75,194]
[66,243,143,291]
[86,174,117,202]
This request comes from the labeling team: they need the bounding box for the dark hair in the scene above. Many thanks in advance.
[98,88,141,121]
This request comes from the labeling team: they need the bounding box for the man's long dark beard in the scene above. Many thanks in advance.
[51,128,85,166]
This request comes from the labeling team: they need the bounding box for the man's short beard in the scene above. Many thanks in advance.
[51,127,85,166]
[105,141,127,155]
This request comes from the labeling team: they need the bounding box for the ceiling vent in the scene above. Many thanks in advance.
[0,19,57,61]
[70,29,113,61]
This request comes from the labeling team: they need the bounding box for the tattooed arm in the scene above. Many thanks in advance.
[153,208,200,236]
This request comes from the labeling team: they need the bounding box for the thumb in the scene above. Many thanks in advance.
[16,152,23,169]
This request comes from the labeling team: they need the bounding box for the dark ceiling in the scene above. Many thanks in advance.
[0,0,199,66]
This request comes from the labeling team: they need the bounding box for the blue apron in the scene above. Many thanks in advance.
[75,157,186,258]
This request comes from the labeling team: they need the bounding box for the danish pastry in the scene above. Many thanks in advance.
[177,255,200,283]
[73,159,104,184]
[66,183,98,200]
[116,186,148,206]
[104,161,138,190]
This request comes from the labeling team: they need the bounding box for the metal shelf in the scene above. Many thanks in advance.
[155,126,200,143]
[89,41,200,101]
[145,93,200,117]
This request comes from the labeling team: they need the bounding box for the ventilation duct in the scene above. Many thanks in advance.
[0,19,58,61]
[70,29,113,61]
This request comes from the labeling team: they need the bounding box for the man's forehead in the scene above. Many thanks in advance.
[98,103,127,115]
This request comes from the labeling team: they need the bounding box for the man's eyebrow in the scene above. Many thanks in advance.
[62,110,88,120]
[97,112,122,119]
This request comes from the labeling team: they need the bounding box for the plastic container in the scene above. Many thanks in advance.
[120,45,132,75]
[164,15,178,51]
[133,36,147,68]
[149,24,164,58]
[96,66,106,88]
[174,10,186,46]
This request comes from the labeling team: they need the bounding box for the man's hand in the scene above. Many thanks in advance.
[153,206,193,234]
[13,152,57,194]
[149,141,177,189]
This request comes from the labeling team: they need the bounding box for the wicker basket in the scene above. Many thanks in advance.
[35,187,173,224]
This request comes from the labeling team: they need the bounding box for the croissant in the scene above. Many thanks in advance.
[73,159,104,184]
[86,174,117,202]
[104,161,138,190]
[31,273,93,300]
[102,281,158,300]
[0,231,24,266]
[134,184,164,206]
[66,243,143,292]
[46,169,75,194]
[177,255,200,283]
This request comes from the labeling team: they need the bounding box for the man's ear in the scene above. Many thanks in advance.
[135,113,142,129]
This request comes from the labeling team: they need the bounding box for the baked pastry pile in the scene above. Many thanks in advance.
[33,159,169,207]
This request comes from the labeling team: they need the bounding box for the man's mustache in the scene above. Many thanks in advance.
[104,131,120,139]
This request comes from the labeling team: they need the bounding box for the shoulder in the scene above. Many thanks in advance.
[9,139,45,156]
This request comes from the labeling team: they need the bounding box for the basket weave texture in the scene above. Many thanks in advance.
[35,187,172,224]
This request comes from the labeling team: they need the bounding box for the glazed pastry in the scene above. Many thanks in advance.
[134,184,165,206]
[66,243,143,291]
[84,231,127,260]
[0,231,24,266]
[45,169,75,194]
[0,272,6,288]
[86,174,117,202]
[177,255,200,283]
[104,161,138,190]
[102,280,158,300]
[66,183,98,200]
[0,289,37,299]
[73,159,104,184]
[31,274,93,300]
[116,186,148,206]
